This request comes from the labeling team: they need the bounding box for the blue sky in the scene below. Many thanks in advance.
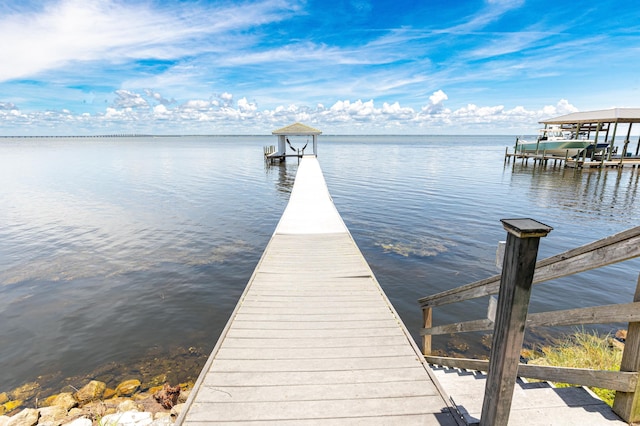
[0,0,639,135]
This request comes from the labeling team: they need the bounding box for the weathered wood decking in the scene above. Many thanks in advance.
[177,157,455,424]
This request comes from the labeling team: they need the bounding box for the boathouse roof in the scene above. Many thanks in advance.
[272,122,322,135]
[541,108,640,125]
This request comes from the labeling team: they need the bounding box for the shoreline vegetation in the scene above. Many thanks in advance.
[521,328,626,406]
[0,329,626,425]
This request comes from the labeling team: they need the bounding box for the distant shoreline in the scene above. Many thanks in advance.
[0,134,527,138]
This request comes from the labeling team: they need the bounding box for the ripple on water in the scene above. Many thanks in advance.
[1,135,639,394]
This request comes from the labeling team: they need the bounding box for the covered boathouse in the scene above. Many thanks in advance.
[507,107,640,168]
[266,122,322,162]
[541,108,640,160]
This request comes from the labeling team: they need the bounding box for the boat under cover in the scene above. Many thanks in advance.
[516,126,594,157]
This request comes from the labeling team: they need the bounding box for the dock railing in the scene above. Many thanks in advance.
[418,221,640,425]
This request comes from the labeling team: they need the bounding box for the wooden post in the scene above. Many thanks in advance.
[621,140,629,166]
[608,122,618,161]
[613,274,640,423]
[480,219,552,426]
[422,307,432,355]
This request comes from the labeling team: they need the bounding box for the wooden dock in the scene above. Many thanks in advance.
[505,150,640,169]
[176,156,456,424]
[566,157,640,168]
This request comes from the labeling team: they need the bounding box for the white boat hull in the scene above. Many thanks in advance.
[515,140,593,157]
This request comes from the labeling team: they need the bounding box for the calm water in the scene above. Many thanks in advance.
[1,135,639,396]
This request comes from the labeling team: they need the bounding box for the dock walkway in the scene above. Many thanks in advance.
[177,156,455,424]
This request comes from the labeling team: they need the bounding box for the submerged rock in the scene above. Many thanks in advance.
[2,401,23,415]
[147,375,168,389]
[10,383,40,402]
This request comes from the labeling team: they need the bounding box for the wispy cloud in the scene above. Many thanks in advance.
[0,0,300,82]
[444,0,525,33]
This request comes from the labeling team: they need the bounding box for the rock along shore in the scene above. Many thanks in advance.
[0,378,192,426]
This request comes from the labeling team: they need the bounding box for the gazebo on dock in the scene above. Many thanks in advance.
[541,108,640,158]
[270,122,322,161]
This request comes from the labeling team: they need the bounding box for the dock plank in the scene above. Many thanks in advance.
[214,345,418,360]
[192,381,440,402]
[207,356,423,372]
[184,396,448,422]
[227,328,396,338]
[220,335,411,349]
[229,321,399,332]
[201,366,434,387]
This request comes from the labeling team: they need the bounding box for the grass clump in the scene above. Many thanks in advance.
[526,328,623,406]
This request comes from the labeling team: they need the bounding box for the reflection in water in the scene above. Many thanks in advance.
[508,162,639,228]
[264,160,297,197]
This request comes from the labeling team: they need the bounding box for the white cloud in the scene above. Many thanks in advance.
[420,90,449,115]
[183,100,213,111]
[237,98,257,112]
[429,90,448,105]
[0,102,18,110]
[0,86,588,136]
[382,102,414,118]
[104,107,124,118]
[145,90,174,106]
[113,90,149,109]
[153,104,168,114]
[0,0,300,82]
[219,93,234,106]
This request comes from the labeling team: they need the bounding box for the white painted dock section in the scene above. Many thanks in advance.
[177,156,455,425]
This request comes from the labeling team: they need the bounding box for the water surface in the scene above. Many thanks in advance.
[1,135,639,395]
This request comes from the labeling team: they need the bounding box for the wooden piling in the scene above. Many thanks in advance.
[480,219,552,426]
[422,307,432,355]
[613,274,640,422]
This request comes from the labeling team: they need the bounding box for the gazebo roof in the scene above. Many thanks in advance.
[541,108,640,125]
[272,122,322,135]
